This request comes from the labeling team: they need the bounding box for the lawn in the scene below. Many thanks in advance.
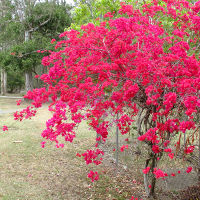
[0,98,144,200]
[0,98,198,200]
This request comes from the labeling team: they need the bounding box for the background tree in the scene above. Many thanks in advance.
[71,0,121,29]
[0,0,72,93]
[20,0,72,92]
[0,0,24,95]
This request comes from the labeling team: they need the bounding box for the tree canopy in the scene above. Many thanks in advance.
[0,0,72,92]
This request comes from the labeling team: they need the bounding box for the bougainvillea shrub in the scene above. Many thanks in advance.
[14,0,200,197]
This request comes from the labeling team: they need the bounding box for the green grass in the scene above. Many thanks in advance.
[0,99,146,200]
[0,98,197,200]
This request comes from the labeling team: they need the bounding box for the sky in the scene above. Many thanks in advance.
[66,0,75,5]
[38,0,75,5]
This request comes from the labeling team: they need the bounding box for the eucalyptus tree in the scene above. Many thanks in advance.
[0,0,24,95]
[1,0,72,93]
[16,0,72,92]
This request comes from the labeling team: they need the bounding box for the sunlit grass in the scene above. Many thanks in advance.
[0,99,144,200]
[0,98,198,199]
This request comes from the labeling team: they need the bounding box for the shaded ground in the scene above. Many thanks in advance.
[102,135,199,199]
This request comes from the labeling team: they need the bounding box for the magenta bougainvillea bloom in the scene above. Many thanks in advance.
[13,0,200,197]
[186,166,193,173]
[2,125,8,131]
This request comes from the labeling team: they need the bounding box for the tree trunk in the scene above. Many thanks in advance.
[1,68,4,95]
[25,71,33,92]
[1,68,7,95]
[144,173,150,197]
[143,154,159,198]
[115,112,119,167]
[4,70,7,93]
[136,107,144,154]
[25,30,30,42]
[24,30,33,92]
[149,156,157,197]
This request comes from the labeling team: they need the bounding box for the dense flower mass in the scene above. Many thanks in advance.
[15,0,200,197]
[153,168,167,179]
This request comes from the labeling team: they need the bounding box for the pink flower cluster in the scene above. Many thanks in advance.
[14,106,37,121]
[82,149,104,165]
[153,168,168,179]
[120,145,128,152]
[2,125,8,131]
[87,171,99,182]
